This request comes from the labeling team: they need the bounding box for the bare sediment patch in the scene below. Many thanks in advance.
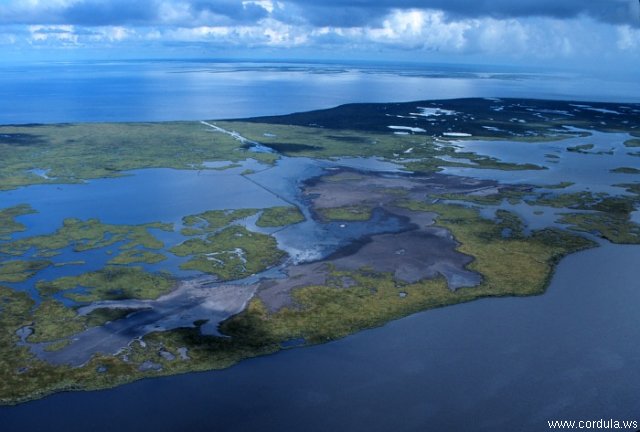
[257,262,330,312]
[304,169,494,211]
[329,228,481,287]
[26,276,257,367]
[256,169,488,311]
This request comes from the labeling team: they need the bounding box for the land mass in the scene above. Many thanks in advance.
[1,98,639,404]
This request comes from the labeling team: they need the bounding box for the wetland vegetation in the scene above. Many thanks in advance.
[1,98,639,405]
[0,260,50,283]
[255,206,305,227]
[36,267,175,302]
[317,205,374,222]
[0,122,277,191]
[170,226,285,280]
[0,216,171,257]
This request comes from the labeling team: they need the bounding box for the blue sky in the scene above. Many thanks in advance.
[1,0,639,70]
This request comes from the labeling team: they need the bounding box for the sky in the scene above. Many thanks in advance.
[0,0,639,70]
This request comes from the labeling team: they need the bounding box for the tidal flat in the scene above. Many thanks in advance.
[0,98,639,404]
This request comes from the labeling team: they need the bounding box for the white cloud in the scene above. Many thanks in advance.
[159,18,308,48]
[466,18,529,55]
[617,25,640,50]
[96,26,132,42]
[243,1,276,14]
[261,19,307,46]
[28,25,78,44]
[0,0,78,22]
[156,1,193,25]
[0,2,638,67]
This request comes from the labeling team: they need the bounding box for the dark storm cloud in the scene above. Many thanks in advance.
[288,0,638,26]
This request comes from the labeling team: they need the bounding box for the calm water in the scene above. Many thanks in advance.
[1,60,639,124]
[441,130,640,193]
[0,60,639,430]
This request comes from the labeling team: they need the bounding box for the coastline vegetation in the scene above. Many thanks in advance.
[317,205,374,221]
[181,209,258,236]
[0,204,37,240]
[565,144,613,155]
[611,167,640,174]
[36,266,174,302]
[434,188,528,206]
[431,187,640,245]
[255,206,305,227]
[217,120,548,173]
[108,250,167,265]
[0,260,50,283]
[0,122,276,191]
[560,212,640,244]
[567,143,595,153]
[624,139,640,147]
[28,299,86,343]
[544,182,575,189]
[0,218,171,257]
[170,226,285,280]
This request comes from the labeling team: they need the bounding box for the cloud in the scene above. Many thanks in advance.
[280,4,386,27]
[0,0,276,27]
[191,1,270,23]
[28,25,79,45]
[617,24,640,49]
[1,0,638,28]
[363,10,470,51]
[61,1,159,26]
[287,0,640,27]
[0,0,638,65]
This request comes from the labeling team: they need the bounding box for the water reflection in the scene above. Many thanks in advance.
[441,130,640,194]
[1,61,640,124]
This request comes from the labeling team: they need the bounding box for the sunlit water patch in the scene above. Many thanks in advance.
[440,129,640,193]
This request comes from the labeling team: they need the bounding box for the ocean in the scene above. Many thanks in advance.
[0,60,638,124]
